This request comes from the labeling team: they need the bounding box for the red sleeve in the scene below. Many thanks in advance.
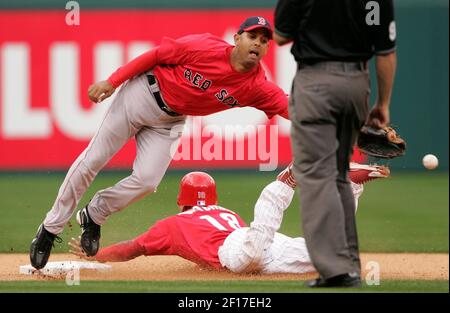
[133,219,174,256]
[279,105,289,120]
[252,82,289,120]
[107,47,159,88]
[156,34,209,65]
[95,240,145,263]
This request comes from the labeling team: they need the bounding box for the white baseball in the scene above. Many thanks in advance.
[422,154,439,170]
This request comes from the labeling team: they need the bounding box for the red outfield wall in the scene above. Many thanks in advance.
[0,10,364,170]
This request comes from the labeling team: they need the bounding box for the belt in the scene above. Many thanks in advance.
[146,75,181,117]
[298,61,368,72]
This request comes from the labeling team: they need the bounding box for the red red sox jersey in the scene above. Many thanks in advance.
[133,205,247,269]
[108,33,289,119]
[154,33,288,119]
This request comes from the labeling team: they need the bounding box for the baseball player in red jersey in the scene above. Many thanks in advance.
[68,163,389,274]
[30,16,289,270]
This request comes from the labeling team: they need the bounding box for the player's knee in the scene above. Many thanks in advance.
[240,252,264,273]
[241,241,266,271]
[141,182,157,194]
[134,175,159,195]
[82,156,107,173]
[248,249,264,263]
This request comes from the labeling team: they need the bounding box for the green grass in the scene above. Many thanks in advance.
[0,171,448,253]
[0,280,447,293]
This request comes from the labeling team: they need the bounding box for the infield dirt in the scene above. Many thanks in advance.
[0,253,448,281]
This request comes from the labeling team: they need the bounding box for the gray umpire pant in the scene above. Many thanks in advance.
[289,62,369,279]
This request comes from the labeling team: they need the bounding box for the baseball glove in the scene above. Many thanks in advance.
[357,125,406,159]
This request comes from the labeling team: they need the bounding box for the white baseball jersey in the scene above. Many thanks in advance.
[218,181,363,274]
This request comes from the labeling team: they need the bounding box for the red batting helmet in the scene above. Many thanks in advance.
[177,172,218,207]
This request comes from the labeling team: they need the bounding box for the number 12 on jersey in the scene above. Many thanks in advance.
[199,213,242,231]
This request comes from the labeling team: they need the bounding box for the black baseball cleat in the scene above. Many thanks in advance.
[306,272,362,288]
[76,205,101,257]
[29,224,62,270]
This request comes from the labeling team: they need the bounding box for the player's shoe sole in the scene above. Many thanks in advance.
[29,224,62,270]
[306,272,361,288]
[349,162,390,184]
[76,206,101,257]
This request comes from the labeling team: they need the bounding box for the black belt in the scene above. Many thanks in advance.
[298,61,368,72]
[146,75,181,117]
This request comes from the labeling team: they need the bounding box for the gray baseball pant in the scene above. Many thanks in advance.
[43,74,185,234]
[289,62,369,279]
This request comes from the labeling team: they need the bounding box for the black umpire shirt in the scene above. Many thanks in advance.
[274,0,397,63]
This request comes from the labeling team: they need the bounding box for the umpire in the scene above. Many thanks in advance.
[274,0,397,287]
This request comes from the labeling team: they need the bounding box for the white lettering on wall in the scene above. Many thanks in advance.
[202,107,267,141]
[275,44,295,136]
[1,39,291,140]
[50,42,122,139]
[92,42,124,121]
[127,42,154,60]
[1,43,51,138]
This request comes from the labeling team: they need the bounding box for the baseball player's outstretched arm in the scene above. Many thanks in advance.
[87,48,160,103]
[69,237,145,262]
[94,240,145,262]
[108,48,159,88]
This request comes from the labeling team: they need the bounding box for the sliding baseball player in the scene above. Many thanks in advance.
[69,163,389,274]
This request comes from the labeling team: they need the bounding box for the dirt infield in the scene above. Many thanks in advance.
[0,253,448,281]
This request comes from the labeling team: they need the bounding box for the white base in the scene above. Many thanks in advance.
[20,261,111,276]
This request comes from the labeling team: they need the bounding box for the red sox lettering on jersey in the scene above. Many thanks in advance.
[215,89,240,108]
[183,69,212,92]
[183,68,240,108]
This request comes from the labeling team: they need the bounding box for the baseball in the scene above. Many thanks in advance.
[422,154,439,170]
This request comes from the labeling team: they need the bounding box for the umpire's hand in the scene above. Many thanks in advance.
[88,80,116,103]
